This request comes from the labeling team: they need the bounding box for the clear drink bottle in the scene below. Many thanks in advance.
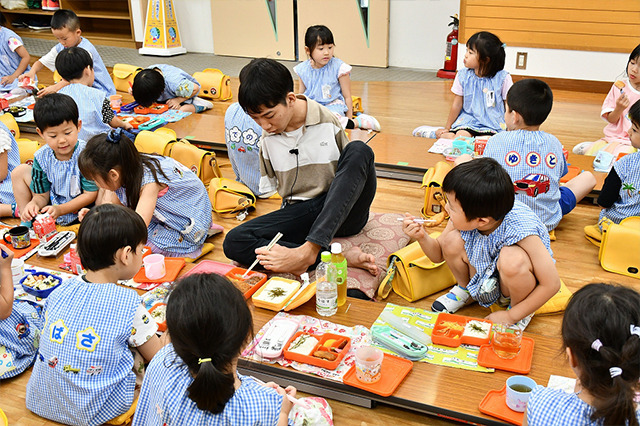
[316,251,338,316]
[331,242,348,306]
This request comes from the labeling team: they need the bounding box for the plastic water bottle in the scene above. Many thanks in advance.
[316,251,338,316]
[331,242,348,306]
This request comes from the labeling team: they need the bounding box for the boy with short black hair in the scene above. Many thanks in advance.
[403,158,561,329]
[481,79,596,233]
[131,65,213,113]
[223,58,378,278]
[26,203,164,426]
[56,47,132,142]
[11,93,97,226]
[19,9,116,96]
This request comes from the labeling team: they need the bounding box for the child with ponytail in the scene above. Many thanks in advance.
[525,283,640,425]
[132,273,297,425]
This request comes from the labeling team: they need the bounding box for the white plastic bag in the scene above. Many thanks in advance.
[1,0,28,10]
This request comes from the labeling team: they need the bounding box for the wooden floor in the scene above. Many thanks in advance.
[1,67,637,426]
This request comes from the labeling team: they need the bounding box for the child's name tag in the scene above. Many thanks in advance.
[322,84,332,100]
[485,90,495,108]
[70,176,81,198]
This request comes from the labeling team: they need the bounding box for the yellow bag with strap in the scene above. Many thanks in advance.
[208,177,256,218]
[17,138,40,165]
[377,236,457,302]
[421,161,452,226]
[192,68,232,101]
[351,95,363,118]
[0,112,20,138]
[112,63,143,93]
[170,139,222,187]
[135,129,177,156]
[599,216,640,279]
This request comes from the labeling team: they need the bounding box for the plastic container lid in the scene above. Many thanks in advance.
[321,251,331,262]
[330,242,342,254]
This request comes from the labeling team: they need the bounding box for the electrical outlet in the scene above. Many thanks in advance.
[516,52,528,70]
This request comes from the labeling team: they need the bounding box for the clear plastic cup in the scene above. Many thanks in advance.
[355,346,383,384]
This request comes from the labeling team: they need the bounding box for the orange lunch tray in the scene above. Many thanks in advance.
[560,166,580,183]
[133,257,185,284]
[183,260,235,276]
[283,332,351,370]
[343,353,413,397]
[431,313,492,348]
[149,303,167,332]
[478,385,524,425]
[134,103,169,114]
[477,337,535,374]
[1,237,40,257]
[123,116,151,129]
[224,267,267,299]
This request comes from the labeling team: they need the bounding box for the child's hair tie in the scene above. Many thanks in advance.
[502,43,507,48]
[591,339,603,352]
[198,357,212,364]
[106,128,123,144]
[630,324,640,337]
[610,367,623,378]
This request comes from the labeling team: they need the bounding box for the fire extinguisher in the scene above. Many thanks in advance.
[437,14,459,79]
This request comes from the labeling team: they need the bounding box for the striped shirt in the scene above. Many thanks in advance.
[59,83,112,142]
[259,95,350,201]
[0,120,20,205]
[460,201,553,307]
[0,301,43,379]
[484,130,568,231]
[527,385,640,425]
[225,102,264,196]
[600,151,640,224]
[133,344,290,426]
[26,277,142,425]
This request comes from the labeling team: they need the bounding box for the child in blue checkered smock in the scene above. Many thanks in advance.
[403,158,560,330]
[131,64,213,114]
[225,102,265,196]
[0,247,43,379]
[26,204,163,426]
[526,283,640,426]
[11,93,98,226]
[414,32,512,140]
[294,25,380,131]
[0,120,21,218]
[483,79,596,232]
[596,100,640,227]
[133,273,297,426]
[78,129,213,257]
[19,10,116,97]
[0,13,32,92]
[56,47,133,142]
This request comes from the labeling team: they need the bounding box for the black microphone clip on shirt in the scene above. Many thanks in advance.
[289,148,299,155]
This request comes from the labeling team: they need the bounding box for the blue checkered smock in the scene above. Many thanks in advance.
[133,344,290,426]
[149,64,199,103]
[225,102,263,195]
[26,277,141,426]
[484,130,568,231]
[0,300,43,379]
[0,120,20,205]
[0,27,31,92]
[600,151,640,224]
[294,57,350,116]
[460,201,553,307]
[55,38,116,96]
[59,83,111,142]
[527,385,640,425]
[115,156,212,255]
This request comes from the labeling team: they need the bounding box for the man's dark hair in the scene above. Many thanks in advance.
[131,69,164,107]
[238,58,293,114]
[506,79,553,126]
[442,157,515,221]
[51,9,80,31]
[55,46,93,81]
[77,204,148,272]
[34,93,79,131]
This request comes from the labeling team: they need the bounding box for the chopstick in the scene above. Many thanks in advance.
[365,133,377,144]
[396,218,437,224]
[250,376,310,409]
[242,232,283,278]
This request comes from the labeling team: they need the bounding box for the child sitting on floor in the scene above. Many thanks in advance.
[481,79,596,233]
[78,129,213,258]
[19,9,116,96]
[56,47,132,142]
[0,246,43,379]
[403,158,560,329]
[294,25,380,131]
[131,64,213,113]
[0,12,32,91]
[11,93,98,226]
[25,204,163,426]
[0,116,21,219]
[132,273,297,426]
[525,283,640,425]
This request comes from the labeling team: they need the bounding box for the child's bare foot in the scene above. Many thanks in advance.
[256,242,319,276]
[344,247,378,276]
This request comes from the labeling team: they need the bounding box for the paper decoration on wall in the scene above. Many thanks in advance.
[139,0,187,56]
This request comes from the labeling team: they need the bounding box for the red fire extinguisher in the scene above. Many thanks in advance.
[437,14,459,79]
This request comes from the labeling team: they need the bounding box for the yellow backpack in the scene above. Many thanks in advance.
[134,128,177,156]
[421,161,452,219]
[170,139,222,187]
[208,177,256,218]
[112,64,143,93]
[192,68,232,101]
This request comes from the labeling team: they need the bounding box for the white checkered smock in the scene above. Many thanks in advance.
[0,300,43,379]
[115,156,212,255]
[526,385,640,425]
[600,151,640,224]
[0,120,20,205]
[460,201,553,307]
[484,130,568,231]
[26,277,141,426]
[133,344,291,426]
[59,83,111,142]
